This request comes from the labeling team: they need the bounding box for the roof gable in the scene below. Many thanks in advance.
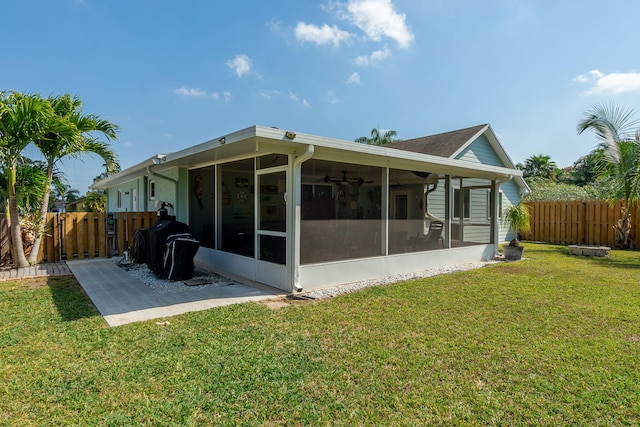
[388,124,528,194]
[387,124,488,158]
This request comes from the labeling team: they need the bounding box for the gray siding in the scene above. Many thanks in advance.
[498,180,522,242]
[455,135,504,167]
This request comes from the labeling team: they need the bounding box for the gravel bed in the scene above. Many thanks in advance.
[304,260,499,300]
[114,257,499,298]
[114,258,239,294]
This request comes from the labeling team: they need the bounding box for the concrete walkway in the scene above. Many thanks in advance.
[66,259,282,326]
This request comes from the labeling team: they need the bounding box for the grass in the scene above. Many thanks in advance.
[1,243,640,426]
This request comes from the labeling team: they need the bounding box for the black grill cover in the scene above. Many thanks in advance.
[131,228,148,264]
[162,233,200,280]
[147,219,191,276]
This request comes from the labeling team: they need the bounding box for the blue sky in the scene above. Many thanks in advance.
[6,0,640,193]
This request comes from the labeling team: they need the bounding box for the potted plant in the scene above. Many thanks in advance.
[501,202,531,260]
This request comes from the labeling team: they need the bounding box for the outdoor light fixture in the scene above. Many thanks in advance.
[284,131,296,140]
[218,136,226,144]
[152,154,167,165]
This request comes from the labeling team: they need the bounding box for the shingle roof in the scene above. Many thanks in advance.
[387,124,488,158]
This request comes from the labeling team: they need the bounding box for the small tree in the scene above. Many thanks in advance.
[355,128,398,145]
[577,102,640,248]
[502,203,531,246]
[83,191,106,212]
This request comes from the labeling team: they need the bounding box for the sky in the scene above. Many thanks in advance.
[5,0,640,194]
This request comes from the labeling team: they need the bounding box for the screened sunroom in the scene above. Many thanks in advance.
[93,125,527,293]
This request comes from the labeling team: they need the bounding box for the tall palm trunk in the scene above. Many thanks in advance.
[7,164,29,268]
[27,163,54,263]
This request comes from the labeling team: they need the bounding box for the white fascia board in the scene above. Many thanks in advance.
[90,154,171,190]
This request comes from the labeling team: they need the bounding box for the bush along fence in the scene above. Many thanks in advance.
[522,200,639,248]
[0,212,159,265]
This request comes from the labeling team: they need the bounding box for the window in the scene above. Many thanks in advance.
[117,190,122,209]
[149,180,156,200]
[453,188,470,219]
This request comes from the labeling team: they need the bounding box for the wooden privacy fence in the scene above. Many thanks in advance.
[522,200,640,247]
[1,212,159,264]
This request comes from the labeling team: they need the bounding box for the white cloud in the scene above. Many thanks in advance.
[173,87,208,97]
[288,91,311,108]
[173,87,225,99]
[223,91,233,102]
[355,46,391,66]
[226,54,252,77]
[295,22,352,47]
[344,0,414,48]
[266,19,282,33]
[346,72,361,84]
[260,89,282,100]
[327,90,339,104]
[574,69,640,94]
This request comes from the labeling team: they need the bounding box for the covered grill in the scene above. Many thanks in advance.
[147,219,200,280]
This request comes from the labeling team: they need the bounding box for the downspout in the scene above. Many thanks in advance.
[493,174,513,256]
[291,145,314,292]
[146,165,179,216]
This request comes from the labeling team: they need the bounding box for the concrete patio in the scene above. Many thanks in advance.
[66,258,283,326]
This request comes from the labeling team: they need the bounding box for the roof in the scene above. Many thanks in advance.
[387,124,488,157]
[92,125,528,193]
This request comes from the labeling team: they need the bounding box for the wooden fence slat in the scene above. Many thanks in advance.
[77,213,88,260]
[97,214,106,258]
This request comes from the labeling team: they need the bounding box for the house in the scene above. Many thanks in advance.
[65,197,86,212]
[91,124,529,292]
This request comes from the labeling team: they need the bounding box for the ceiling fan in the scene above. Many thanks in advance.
[323,171,373,186]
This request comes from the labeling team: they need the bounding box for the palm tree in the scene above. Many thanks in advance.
[577,102,640,247]
[355,128,398,145]
[0,92,52,268]
[0,158,49,214]
[28,94,119,263]
[577,102,640,208]
[517,154,558,180]
[65,188,81,203]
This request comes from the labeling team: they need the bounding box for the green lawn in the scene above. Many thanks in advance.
[1,243,639,426]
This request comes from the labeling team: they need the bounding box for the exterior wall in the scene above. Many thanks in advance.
[105,167,185,217]
[175,168,189,223]
[455,135,504,167]
[454,135,522,242]
[107,178,144,212]
[298,244,495,290]
[147,168,179,214]
[498,180,521,242]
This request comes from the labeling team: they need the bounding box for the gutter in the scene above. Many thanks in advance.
[496,174,513,187]
[291,145,314,292]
